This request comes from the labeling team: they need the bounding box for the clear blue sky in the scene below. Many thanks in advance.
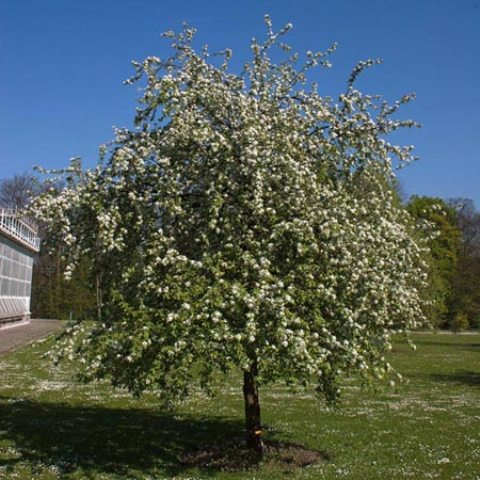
[1,0,479,206]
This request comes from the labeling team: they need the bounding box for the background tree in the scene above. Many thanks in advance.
[0,172,38,209]
[31,252,96,321]
[406,196,460,328]
[33,18,428,455]
[447,198,480,330]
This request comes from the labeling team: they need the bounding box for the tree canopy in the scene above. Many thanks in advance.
[33,17,428,453]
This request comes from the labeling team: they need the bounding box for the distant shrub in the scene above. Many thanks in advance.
[470,316,480,331]
[451,313,469,332]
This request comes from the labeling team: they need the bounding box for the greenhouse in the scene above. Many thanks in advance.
[0,209,40,328]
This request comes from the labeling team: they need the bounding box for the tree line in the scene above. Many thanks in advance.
[0,173,478,331]
[407,195,480,330]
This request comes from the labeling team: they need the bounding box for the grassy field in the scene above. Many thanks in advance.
[0,333,479,479]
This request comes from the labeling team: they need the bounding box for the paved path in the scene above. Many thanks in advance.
[0,319,65,355]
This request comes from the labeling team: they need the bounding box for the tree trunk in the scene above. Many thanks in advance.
[243,361,264,456]
[96,273,102,322]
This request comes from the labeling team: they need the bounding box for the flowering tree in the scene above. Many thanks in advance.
[33,17,427,455]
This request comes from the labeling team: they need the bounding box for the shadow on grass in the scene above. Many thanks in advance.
[430,371,480,387]
[0,397,248,478]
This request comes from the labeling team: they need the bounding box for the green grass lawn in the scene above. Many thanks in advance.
[0,333,479,479]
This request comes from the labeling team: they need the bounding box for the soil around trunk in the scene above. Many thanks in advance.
[179,439,329,472]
